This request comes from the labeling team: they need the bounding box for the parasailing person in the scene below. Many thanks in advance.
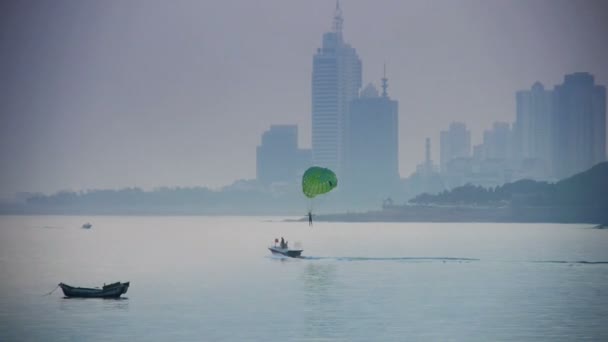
[301,166,337,227]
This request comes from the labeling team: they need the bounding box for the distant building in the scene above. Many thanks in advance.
[459,122,514,187]
[256,125,311,185]
[482,122,511,160]
[472,144,484,162]
[423,137,433,175]
[553,73,606,179]
[514,82,554,179]
[438,122,514,189]
[440,122,471,174]
[443,157,473,189]
[311,2,362,176]
[345,78,399,199]
[405,137,444,198]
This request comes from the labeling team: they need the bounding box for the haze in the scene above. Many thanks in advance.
[1,0,607,198]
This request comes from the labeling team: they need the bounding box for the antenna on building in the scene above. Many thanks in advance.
[332,0,343,38]
[381,63,389,98]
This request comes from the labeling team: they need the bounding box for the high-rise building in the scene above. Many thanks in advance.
[345,78,399,198]
[482,122,511,160]
[553,73,606,179]
[424,137,432,173]
[440,122,471,173]
[311,2,362,176]
[256,125,311,185]
[514,82,553,178]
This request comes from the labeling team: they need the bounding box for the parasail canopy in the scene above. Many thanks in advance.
[302,166,338,198]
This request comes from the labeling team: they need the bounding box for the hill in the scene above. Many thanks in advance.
[319,162,608,223]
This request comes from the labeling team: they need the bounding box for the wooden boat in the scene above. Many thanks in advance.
[59,281,130,298]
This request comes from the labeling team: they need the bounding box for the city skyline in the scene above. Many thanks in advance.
[1,0,608,198]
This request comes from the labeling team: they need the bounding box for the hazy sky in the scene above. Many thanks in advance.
[1,0,607,198]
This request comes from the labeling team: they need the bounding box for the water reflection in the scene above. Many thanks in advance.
[58,297,129,313]
[301,263,343,340]
[101,297,129,311]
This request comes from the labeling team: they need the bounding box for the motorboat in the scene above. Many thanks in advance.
[269,238,303,258]
[268,245,303,258]
[59,281,130,298]
[268,246,303,258]
[81,223,92,229]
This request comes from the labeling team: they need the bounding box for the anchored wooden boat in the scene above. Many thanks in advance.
[59,281,130,298]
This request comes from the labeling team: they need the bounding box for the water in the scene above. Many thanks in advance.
[1,216,607,341]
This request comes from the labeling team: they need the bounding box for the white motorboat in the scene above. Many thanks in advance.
[268,245,303,258]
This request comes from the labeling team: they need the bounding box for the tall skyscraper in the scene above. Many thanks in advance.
[553,73,606,179]
[514,82,554,177]
[311,2,362,176]
[345,78,399,198]
[256,125,311,185]
[440,122,471,173]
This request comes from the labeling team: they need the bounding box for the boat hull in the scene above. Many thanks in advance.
[59,282,130,298]
[268,247,303,258]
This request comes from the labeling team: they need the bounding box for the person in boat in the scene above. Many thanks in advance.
[280,237,285,249]
[308,211,313,226]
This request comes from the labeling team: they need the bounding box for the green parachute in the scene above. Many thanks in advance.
[302,166,338,198]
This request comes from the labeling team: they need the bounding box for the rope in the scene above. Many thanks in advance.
[44,284,60,296]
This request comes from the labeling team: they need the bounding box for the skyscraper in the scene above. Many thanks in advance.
[311,2,362,176]
[345,78,399,198]
[256,125,311,185]
[439,122,471,174]
[514,82,553,178]
[553,73,606,179]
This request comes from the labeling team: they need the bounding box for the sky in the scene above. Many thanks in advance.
[1,0,607,198]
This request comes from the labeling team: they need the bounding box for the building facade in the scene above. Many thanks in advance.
[553,73,606,179]
[345,82,399,199]
[440,122,471,174]
[514,82,554,179]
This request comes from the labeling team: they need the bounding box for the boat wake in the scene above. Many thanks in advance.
[298,256,479,262]
[39,225,64,229]
[267,255,608,265]
[267,252,608,265]
[529,260,608,265]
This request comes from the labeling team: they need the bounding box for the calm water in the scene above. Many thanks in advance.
[1,216,607,341]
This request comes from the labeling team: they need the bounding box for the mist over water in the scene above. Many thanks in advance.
[1,216,607,341]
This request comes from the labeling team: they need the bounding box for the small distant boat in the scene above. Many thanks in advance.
[268,246,303,258]
[81,223,92,229]
[59,282,130,298]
